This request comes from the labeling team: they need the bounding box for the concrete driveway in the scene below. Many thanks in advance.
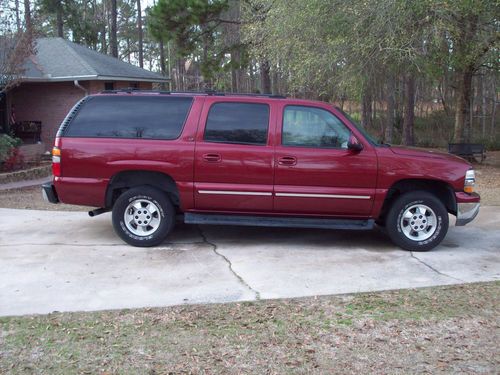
[1,206,499,316]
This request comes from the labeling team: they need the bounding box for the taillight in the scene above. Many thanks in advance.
[52,146,61,177]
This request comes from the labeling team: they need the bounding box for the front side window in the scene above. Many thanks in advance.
[204,102,269,145]
[282,105,350,149]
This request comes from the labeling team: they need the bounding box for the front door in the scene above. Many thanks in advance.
[274,104,377,217]
[193,98,275,213]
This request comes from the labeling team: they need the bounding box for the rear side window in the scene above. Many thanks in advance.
[204,102,269,145]
[64,95,193,139]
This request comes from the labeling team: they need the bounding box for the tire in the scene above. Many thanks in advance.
[112,186,175,247]
[385,191,449,252]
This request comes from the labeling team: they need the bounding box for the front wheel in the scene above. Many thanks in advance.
[385,191,449,252]
[112,186,175,247]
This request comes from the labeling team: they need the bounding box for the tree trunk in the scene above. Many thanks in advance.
[100,24,107,53]
[231,49,242,93]
[260,60,271,94]
[110,0,118,58]
[158,39,167,90]
[56,1,64,38]
[177,57,186,91]
[15,0,21,31]
[490,79,497,137]
[159,40,166,76]
[137,0,144,68]
[361,90,372,128]
[385,76,395,143]
[453,68,473,143]
[481,74,486,138]
[403,74,415,146]
[272,67,280,95]
[24,0,32,33]
[126,38,131,63]
[226,0,241,93]
[201,30,211,89]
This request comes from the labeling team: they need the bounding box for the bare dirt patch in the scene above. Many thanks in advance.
[0,186,87,211]
[475,150,500,205]
[1,282,498,374]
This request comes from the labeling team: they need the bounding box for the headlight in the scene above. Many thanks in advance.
[464,169,475,194]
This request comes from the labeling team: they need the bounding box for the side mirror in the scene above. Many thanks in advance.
[347,135,363,152]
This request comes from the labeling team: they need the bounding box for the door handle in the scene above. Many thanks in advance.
[202,153,222,162]
[278,156,297,166]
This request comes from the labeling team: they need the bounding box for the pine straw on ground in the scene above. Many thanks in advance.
[1,282,499,374]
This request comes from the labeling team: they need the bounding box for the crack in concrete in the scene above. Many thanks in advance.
[410,252,465,283]
[197,225,260,300]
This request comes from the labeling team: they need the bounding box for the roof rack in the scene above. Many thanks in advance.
[100,88,286,99]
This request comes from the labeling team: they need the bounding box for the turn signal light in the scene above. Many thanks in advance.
[464,169,475,194]
[52,147,61,177]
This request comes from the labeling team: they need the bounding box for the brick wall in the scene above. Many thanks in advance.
[11,82,86,149]
[10,80,154,151]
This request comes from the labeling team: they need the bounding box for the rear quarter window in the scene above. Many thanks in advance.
[64,95,193,140]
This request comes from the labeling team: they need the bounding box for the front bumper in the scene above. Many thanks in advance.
[455,192,480,226]
[42,183,59,204]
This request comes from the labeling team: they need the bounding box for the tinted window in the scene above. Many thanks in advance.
[282,106,350,149]
[65,95,193,139]
[204,102,269,145]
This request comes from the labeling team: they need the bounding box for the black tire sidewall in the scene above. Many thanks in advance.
[386,192,449,252]
[112,187,174,247]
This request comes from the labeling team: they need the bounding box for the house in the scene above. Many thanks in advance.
[0,37,169,158]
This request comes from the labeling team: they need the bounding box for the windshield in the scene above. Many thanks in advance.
[336,108,381,146]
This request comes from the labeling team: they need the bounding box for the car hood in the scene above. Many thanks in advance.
[389,146,469,164]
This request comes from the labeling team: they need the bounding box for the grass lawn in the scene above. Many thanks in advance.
[1,281,499,374]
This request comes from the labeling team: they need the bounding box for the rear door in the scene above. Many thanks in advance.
[193,97,276,212]
[273,103,377,217]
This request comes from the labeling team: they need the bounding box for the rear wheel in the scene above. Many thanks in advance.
[112,186,175,247]
[385,191,448,251]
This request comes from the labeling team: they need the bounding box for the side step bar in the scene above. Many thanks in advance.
[184,213,374,231]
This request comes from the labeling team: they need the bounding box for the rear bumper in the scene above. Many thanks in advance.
[455,192,480,226]
[42,183,59,204]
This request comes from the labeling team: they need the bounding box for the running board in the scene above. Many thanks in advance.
[184,213,374,230]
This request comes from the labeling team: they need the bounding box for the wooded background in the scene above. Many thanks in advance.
[1,0,499,148]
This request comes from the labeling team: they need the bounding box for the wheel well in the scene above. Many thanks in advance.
[105,170,180,209]
[378,179,456,223]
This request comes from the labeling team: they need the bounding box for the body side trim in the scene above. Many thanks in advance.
[275,192,371,199]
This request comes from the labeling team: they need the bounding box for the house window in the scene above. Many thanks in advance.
[130,82,139,89]
[104,82,114,91]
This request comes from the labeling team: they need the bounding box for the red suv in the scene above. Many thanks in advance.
[42,90,480,251]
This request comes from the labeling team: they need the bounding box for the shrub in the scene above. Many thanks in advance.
[0,134,23,172]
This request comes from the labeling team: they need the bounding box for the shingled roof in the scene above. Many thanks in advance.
[22,37,168,83]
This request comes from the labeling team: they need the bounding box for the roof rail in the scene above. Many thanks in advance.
[204,89,286,99]
[100,88,286,98]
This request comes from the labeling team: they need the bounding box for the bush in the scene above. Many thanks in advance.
[0,134,23,172]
